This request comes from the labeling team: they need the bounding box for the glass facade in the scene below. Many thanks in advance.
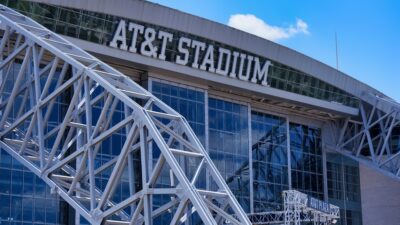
[152,81,206,146]
[327,153,362,225]
[0,0,359,108]
[208,98,250,212]
[92,91,134,206]
[151,80,206,183]
[0,74,364,224]
[0,2,367,225]
[151,80,206,224]
[251,111,288,212]
[149,80,361,225]
[290,123,324,199]
[0,63,69,225]
[0,151,69,225]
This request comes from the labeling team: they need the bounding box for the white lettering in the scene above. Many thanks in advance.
[140,27,158,58]
[127,22,144,53]
[110,20,128,51]
[176,37,191,65]
[200,44,215,73]
[109,19,273,88]
[158,30,173,60]
[238,54,253,81]
[251,57,271,86]
[191,40,206,69]
[216,48,231,76]
[229,51,239,78]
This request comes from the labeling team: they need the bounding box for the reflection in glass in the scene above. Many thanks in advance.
[0,62,67,225]
[152,81,206,224]
[208,98,250,212]
[290,123,324,199]
[251,111,288,212]
[327,153,362,225]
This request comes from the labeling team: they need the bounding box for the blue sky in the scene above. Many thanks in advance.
[149,0,400,101]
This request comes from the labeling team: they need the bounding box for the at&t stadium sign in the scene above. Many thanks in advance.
[109,19,272,86]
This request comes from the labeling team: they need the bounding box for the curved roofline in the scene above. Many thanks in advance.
[29,0,395,112]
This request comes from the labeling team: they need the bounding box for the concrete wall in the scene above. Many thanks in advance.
[360,164,400,225]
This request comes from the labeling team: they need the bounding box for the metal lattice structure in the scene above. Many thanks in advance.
[334,95,400,181]
[248,190,340,225]
[0,5,252,225]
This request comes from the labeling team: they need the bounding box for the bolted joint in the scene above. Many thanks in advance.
[91,208,103,221]
[175,184,185,199]
[133,112,144,128]
[50,186,58,195]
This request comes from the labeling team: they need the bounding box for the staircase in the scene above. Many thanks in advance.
[0,5,251,225]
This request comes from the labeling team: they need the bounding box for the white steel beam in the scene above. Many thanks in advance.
[334,98,400,181]
[0,5,251,225]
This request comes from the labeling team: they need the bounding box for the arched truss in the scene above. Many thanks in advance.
[333,95,400,180]
[0,5,251,225]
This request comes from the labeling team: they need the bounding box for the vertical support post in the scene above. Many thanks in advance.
[140,126,152,225]
[322,146,328,201]
[75,68,84,225]
[247,103,254,213]
[32,45,46,169]
[125,105,136,215]
[204,90,210,191]
[287,117,292,190]
[0,26,8,111]
[84,76,96,210]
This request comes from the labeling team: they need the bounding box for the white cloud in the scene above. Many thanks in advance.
[228,14,309,42]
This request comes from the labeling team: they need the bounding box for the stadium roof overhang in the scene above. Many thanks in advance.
[31,0,395,117]
[65,36,359,118]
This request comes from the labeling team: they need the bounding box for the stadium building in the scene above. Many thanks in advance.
[0,1,399,225]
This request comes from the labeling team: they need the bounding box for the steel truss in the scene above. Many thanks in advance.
[334,95,400,180]
[248,190,340,225]
[0,5,251,225]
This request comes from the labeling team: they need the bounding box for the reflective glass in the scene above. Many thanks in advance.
[251,111,288,212]
[208,98,250,212]
[289,123,324,199]
[152,81,206,146]
[151,80,206,224]
[327,153,362,225]
[0,62,67,225]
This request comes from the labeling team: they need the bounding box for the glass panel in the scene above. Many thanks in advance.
[327,153,362,225]
[251,111,288,212]
[152,81,206,147]
[151,81,206,224]
[208,98,250,212]
[289,122,324,199]
[0,62,68,225]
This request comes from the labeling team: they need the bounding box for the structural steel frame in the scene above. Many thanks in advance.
[0,5,251,225]
[333,95,400,181]
[1,3,400,225]
[248,190,340,225]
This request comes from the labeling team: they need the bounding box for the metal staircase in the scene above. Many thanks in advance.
[0,5,251,225]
